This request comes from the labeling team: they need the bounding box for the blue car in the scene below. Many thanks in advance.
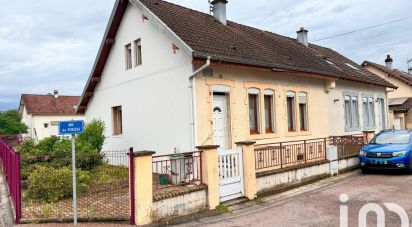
[359,129,412,173]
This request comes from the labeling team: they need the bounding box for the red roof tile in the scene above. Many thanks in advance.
[77,0,396,112]
[138,0,395,88]
[362,61,412,86]
[21,94,80,115]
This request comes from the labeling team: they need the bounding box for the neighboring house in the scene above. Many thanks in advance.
[77,0,395,153]
[19,91,84,141]
[362,55,412,129]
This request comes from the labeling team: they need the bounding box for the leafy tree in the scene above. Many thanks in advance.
[0,109,28,134]
[77,119,106,152]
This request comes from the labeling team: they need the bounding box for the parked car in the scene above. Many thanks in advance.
[359,130,412,173]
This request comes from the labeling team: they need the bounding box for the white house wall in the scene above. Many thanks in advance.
[85,3,193,153]
[21,106,33,138]
[328,80,388,136]
[30,115,85,141]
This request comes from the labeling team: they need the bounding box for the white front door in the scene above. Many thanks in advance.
[213,95,228,149]
[394,118,401,130]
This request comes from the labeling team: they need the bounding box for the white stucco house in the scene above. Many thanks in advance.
[19,91,84,141]
[76,0,395,154]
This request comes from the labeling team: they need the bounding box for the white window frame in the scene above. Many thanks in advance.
[125,43,132,70]
[343,91,360,132]
[362,94,376,130]
[134,39,142,67]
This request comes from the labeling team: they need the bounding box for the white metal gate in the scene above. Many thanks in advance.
[218,148,244,202]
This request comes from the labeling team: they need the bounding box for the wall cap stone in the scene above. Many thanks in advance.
[235,141,256,146]
[196,145,219,150]
[133,151,156,157]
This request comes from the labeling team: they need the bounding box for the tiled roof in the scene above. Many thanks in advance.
[362,61,412,86]
[139,0,395,88]
[389,97,412,112]
[77,0,396,113]
[21,94,80,115]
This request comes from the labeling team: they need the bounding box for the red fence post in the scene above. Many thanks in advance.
[15,152,21,224]
[129,147,135,225]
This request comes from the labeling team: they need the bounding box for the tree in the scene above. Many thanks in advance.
[0,109,28,135]
[77,119,106,152]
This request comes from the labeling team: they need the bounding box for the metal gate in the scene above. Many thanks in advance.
[218,148,244,202]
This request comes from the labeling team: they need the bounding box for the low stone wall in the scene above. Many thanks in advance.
[152,188,207,220]
[338,156,359,171]
[256,156,359,194]
[256,161,330,194]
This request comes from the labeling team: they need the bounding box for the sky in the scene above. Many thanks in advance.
[0,0,411,110]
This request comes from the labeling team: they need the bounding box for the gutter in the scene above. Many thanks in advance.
[189,56,211,80]
[188,56,211,150]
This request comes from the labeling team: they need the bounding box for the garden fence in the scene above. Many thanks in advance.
[21,149,131,223]
[0,139,22,224]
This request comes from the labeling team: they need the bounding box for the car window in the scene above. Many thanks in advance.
[370,133,411,145]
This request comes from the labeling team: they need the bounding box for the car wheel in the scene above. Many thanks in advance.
[361,168,370,174]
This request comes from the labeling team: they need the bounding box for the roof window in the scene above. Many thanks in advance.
[345,63,360,71]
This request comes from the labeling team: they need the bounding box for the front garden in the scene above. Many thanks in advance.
[16,120,130,221]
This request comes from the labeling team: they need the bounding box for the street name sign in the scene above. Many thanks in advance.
[58,120,84,135]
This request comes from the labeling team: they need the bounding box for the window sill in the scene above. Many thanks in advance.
[363,126,376,131]
[285,131,311,137]
[112,134,123,138]
[248,132,280,140]
[344,127,361,132]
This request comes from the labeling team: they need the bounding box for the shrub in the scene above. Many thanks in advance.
[77,119,106,152]
[18,137,104,179]
[91,164,128,185]
[26,165,90,203]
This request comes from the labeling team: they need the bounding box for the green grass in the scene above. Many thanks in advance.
[215,204,229,213]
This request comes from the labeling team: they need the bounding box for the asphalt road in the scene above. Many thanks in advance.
[178,170,412,227]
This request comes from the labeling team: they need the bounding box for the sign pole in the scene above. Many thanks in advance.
[71,134,77,225]
[58,120,84,226]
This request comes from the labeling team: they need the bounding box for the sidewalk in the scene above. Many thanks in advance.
[0,171,14,227]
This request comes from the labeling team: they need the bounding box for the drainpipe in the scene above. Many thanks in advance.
[189,56,211,150]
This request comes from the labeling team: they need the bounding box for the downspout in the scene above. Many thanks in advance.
[189,56,211,150]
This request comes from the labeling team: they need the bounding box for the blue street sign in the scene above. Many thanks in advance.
[59,120,84,135]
